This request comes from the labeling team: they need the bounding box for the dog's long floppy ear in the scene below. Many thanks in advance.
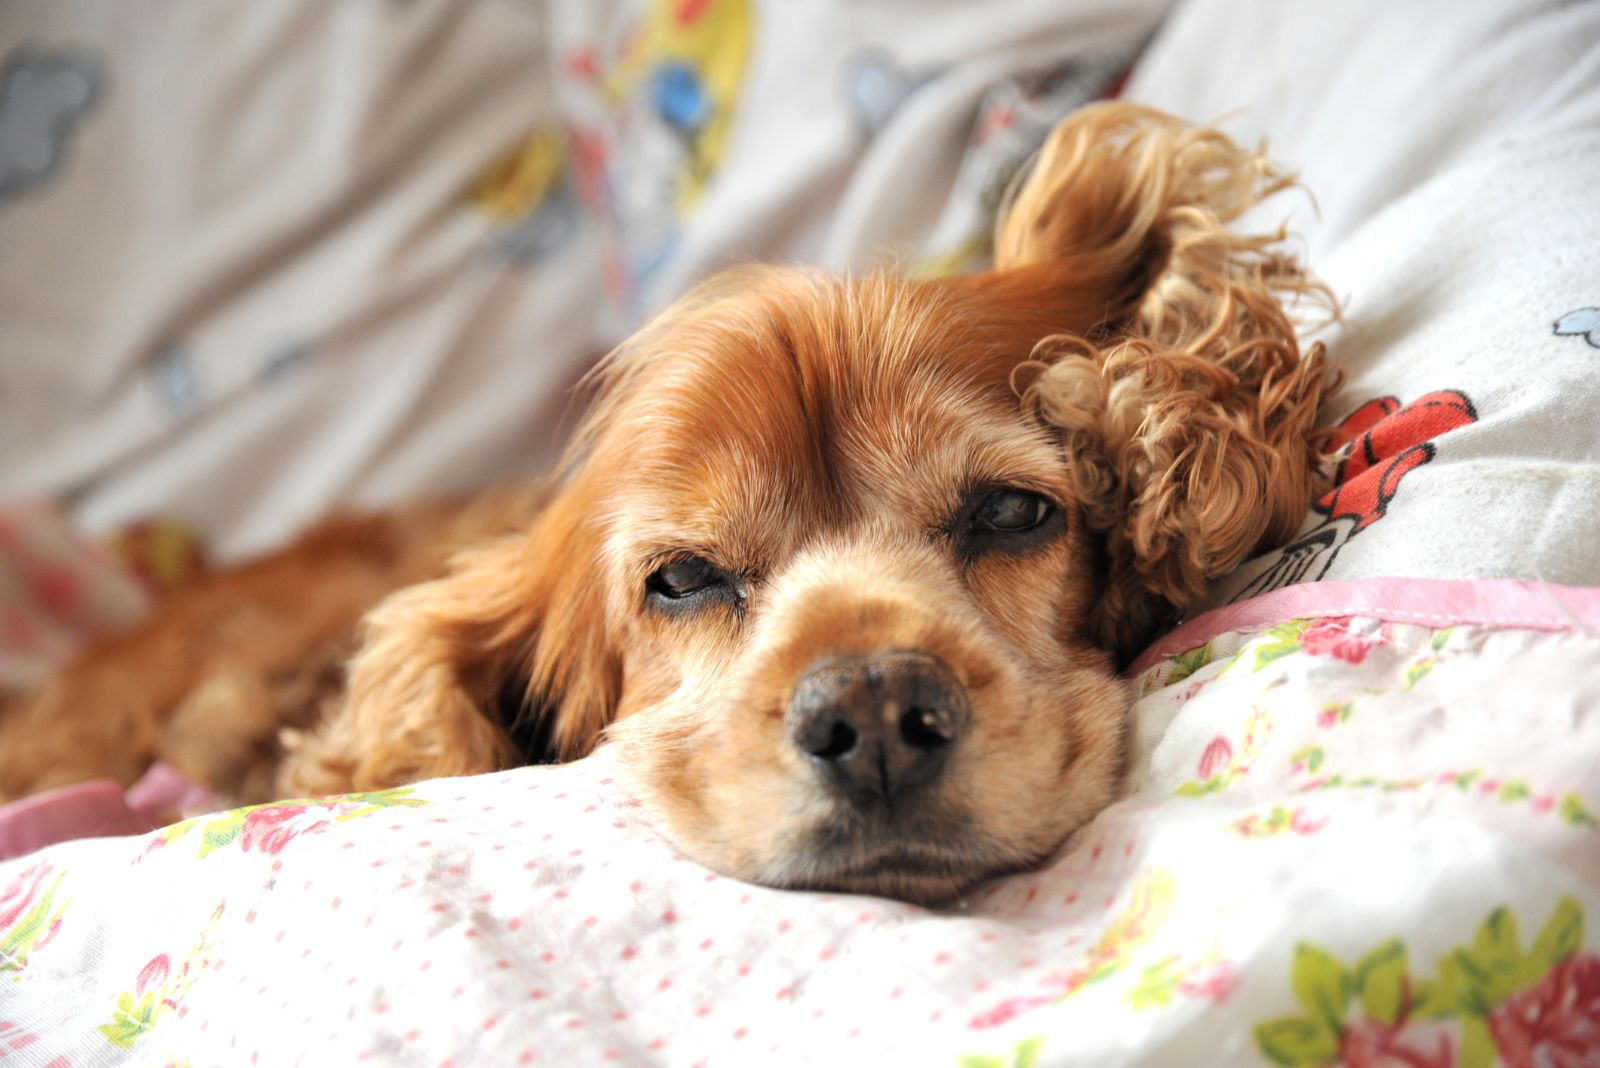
[279,481,619,795]
[994,102,1341,661]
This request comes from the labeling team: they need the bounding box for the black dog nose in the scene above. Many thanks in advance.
[786,651,970,801]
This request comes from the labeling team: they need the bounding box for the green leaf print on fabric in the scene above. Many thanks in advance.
[1254,896,1596,1067]
[0,860,68,978]
[1560,792,1599,829]
[1167,642,1215,687]
[1141,640,1216,696]
[99,989,161,1049]
[957,1035,1045,1068]
[1290,746,1324,774]
[1292,765,1598,831]
[1257,937,1446,1067]
[98,902,224,1050]
[1402,655,1438,688]
[1228,805,1327,839]
[1354,940,1409,1027]
[1126,949,1238,1010]
[1420,899,1583,1017]
[1247,621,1312,673]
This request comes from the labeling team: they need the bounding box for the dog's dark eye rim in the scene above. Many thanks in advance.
[645,554,742,612]
[972,487,1056,533]
[650,555,718,597]
[948,485,1065,559]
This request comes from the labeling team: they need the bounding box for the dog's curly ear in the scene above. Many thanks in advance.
[996,102,1341,662]
[279,483,619,795]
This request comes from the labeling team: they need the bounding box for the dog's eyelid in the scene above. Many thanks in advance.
[954,480,1062,519]
[640,550,756,618]
[641,550,756,583]
[942,483,1067,563]
[975,488,1052,527]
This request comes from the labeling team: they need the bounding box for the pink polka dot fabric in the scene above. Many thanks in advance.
[2,592,1598,1066]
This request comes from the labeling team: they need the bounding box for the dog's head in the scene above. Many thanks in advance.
[330,103,1337,904]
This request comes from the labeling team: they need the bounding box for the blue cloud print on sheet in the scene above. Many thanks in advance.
[843,50,934,136]
[1554,307,1600,348]
[150,343,202,416]
[0,47,103,200]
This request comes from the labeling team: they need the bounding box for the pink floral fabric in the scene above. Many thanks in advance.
[1296,617,1378,664]
[0,594,1597,1066]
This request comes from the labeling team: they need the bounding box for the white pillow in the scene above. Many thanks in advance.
[1127,0,1600,606]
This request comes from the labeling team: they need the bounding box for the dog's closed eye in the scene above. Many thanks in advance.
[646,555,745,614]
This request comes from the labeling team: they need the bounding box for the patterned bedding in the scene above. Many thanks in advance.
[4,580,1597,1067]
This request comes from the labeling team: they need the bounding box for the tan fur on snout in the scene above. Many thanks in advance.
[610,531,1127,902]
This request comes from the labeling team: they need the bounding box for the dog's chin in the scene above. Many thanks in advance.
[763,850,1035,907]
[746,809,1049,907]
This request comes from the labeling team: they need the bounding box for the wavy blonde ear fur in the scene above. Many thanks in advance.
[998,102,1341,658]
[278,485,619,795]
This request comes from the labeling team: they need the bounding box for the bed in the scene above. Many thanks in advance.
[3,1,1599,1065]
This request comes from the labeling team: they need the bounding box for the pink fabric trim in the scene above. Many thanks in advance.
[0,780,149,862]
[1128,578,1600,677]
[0,762,220,862]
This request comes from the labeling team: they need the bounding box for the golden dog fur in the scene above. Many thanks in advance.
[0,104,1338,903]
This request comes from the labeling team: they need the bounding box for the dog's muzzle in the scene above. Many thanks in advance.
[785,650,970,804]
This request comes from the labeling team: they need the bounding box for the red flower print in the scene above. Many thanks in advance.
[968,992,1055,1030]
[240,807,328,855]
[1197,736,1233,779]
[0,1022,47,1056]
[1300,618,1377,665]
[136,954,171,998]
[1488,953,1600,1068]
[1289,810,1328,835]
[1178,960,1239,1003]
[0,861,53,931]
[1337,1015,1455,1068]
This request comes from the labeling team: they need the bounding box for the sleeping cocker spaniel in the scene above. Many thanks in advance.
[0,104,1338,903]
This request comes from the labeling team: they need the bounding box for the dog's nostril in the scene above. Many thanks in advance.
[899,706,954,750]
[807,719,859,761]
[786,651,971,799]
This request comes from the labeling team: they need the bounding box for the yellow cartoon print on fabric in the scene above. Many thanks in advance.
[607,0,751,216]
[471,125,566,222]
[594,0,752,294]
[467,123,580,264]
